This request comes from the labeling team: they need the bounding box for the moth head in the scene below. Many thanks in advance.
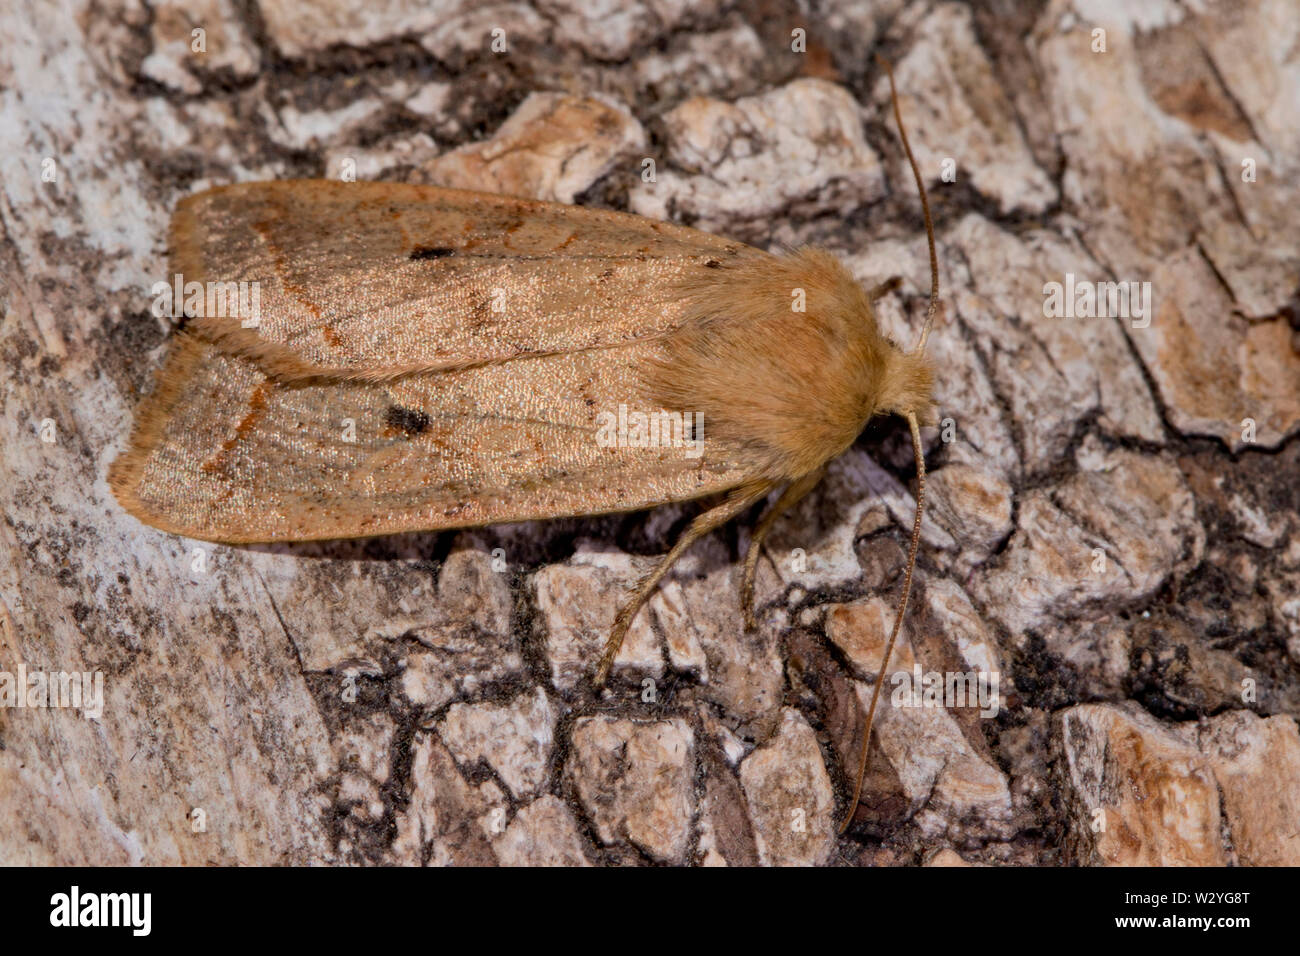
[877,341,936,428]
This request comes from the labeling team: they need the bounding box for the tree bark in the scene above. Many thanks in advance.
[1,0,1297,866]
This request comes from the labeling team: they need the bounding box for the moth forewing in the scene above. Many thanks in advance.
[171,182,760,381]
[110,327,753,544]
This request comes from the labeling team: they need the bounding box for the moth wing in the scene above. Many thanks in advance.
[110,335,749,543]
[173,180,759,380]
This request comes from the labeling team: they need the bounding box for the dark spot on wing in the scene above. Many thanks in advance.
[704,259,721,268]
[410,246,456,260]
[385,405,431,436]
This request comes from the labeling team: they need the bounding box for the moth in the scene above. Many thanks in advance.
[111,61,940,829]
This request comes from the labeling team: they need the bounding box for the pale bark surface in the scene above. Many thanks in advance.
[1,0,1298,865]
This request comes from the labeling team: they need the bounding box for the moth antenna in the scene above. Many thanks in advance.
[877,55,939,355]
[839,410,927,834]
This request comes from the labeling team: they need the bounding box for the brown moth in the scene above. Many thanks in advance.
[111,61,941,830]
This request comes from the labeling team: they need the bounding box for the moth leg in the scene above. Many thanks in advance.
[740,468,825,630]
[867,275,903,301]
[594,482,773,687]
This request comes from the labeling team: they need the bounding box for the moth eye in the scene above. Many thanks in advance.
[409,246,456,261]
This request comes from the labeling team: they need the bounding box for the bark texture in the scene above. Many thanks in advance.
[1,0,1298,865]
